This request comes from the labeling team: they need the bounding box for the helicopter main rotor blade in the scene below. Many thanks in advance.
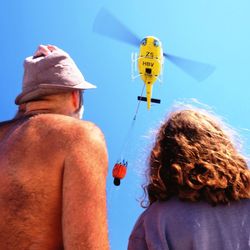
[93,8,141,47]
[164,53,215,82]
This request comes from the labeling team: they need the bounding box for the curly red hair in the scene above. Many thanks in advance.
[143,109,250,206]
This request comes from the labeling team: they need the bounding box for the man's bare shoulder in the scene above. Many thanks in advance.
[27,114,105,144]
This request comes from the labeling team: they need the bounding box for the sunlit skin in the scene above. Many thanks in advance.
[0,46,109,250]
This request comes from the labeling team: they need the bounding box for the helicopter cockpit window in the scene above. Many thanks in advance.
[141,38,147,46]
[154,39,160,47]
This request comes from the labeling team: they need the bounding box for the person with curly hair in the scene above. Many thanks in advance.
[128,108,250,250]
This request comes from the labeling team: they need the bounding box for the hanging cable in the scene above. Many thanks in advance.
[119,84,145,158]
[112,84,145,186]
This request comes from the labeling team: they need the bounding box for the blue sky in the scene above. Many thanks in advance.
[1,1,250,249]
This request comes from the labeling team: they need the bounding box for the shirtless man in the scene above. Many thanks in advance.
[0,45,109,249]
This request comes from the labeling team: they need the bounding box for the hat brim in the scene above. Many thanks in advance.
[15,81,96,105]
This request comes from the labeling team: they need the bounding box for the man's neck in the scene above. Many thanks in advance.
[24,109,52,116]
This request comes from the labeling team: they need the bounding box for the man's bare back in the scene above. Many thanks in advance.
[0,114,108,249]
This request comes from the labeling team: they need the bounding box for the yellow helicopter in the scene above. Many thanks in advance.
[93,8,215,110]
[93,8,215,185]
[134,36,163,109]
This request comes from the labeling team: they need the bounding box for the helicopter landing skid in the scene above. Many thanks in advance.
[137,96,161,104]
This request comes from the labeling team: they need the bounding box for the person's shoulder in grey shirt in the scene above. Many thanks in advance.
[129,198,250,250]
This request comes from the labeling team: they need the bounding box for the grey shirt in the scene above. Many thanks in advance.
[128,198,250,250]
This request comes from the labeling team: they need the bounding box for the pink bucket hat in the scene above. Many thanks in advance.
[15,47,96,105]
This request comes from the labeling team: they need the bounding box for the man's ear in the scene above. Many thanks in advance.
[71,91,80,109]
